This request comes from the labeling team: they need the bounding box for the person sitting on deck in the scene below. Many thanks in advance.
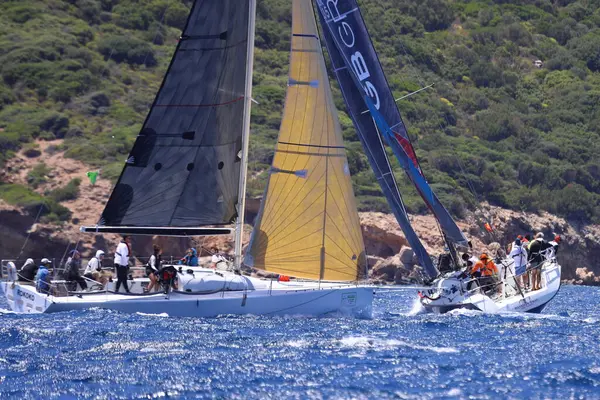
[156,265,178,293]
[18,258,37,283]
[211,247,228,270]
[84,250,110,286]
[35,258,52,295]
[470,253,498,294]
[145,244,162,293]
[180,247,198,267]
[65,250,88,291]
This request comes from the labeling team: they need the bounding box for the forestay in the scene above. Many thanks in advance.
[313,0,468,253]
[99,0,251,227]
[245,0,366,281]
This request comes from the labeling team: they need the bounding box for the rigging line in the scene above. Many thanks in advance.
[16,203,44,260]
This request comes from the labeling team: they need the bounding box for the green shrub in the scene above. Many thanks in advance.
[97,36,157,66]
[48,178,81,202]
[0,183,72,222]
[27,162,52,188]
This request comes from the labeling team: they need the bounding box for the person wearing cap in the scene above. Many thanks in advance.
[65,250,87,291]
[35,258,53,295]
[18,258,37,282]
[84,250,110,285]
[470,253,498,294]
[509,238,528,287]
[114,235,131,293]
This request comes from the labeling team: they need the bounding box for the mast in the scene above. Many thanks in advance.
[234,0,257,270]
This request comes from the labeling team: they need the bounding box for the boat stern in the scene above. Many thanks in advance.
[2,282,53,313]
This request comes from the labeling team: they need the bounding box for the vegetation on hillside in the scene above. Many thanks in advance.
[1,0,599,224]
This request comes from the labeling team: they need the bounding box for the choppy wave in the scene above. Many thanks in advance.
[0,285,598,399]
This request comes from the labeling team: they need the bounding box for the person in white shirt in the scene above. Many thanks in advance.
[114,236,131,293]
[509,238,528,288]
[84,250,109,285]
[210,247,228,270]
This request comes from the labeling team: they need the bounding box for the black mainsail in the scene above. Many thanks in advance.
[89,1,252,233]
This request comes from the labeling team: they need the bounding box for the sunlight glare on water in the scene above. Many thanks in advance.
[0,285,599,399]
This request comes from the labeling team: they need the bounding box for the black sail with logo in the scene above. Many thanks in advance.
[100,0,250,227]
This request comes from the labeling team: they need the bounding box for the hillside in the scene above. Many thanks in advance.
[0,1,599,252]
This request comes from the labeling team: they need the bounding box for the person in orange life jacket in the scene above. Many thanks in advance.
[470,253,498,293]
[114,235,131,293]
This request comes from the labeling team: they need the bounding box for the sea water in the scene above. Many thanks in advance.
[0,285,599,399]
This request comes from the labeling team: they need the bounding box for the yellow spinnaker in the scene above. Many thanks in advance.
[245,0,366,281]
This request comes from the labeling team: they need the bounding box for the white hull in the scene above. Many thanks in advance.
[419,261,561,314]
[0,268,373,318]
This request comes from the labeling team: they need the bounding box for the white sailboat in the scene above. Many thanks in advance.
[0,0,373,317]
[418,253,561,314]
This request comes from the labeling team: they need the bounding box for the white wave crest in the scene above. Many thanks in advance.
[338,336,459,354]
[136,312,169,317]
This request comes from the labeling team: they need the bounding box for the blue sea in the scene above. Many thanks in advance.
[0,285,599,399]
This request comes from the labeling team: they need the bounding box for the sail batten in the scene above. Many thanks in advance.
[244,0,366,281]
[99,0,251,228]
